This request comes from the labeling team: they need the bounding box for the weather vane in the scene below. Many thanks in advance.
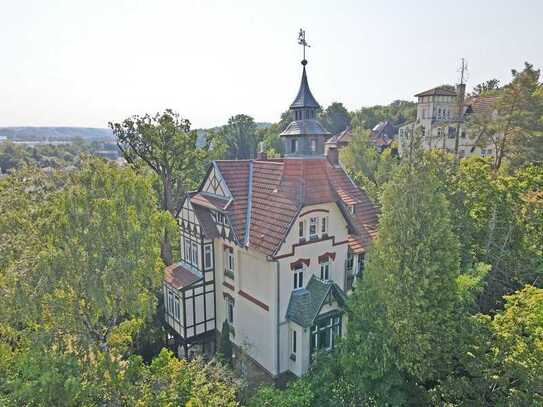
[298,29,310,63]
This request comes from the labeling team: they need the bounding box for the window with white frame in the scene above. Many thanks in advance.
[191,241,199,267]
[311,139,317,152]
[320,260,330,281]
[167,290,174,315]
[293,265,304,290]
[310,314,342,354]
[321,216,328,235]
[226,297,234,325]
[309,217,319,240]
[298,220,305,241]
[173,295,180,321]
[183,238,191,263]
[224,246,234,278]
[290,329,297,360]
[291,139,297,153]
[204,244,213,270]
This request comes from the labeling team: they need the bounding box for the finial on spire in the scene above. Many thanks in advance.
[298,29,310,64]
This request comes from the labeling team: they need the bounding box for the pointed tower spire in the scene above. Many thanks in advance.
[280,30,330,157]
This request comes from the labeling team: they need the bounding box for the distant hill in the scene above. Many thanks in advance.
[0,127,113,142]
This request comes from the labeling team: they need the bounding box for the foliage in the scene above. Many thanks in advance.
[467,62,543,171]
[0,160,241,405]
[340,127,399,205]
[0,139,107,173]
[470,78,500,96]
[351,100,416,130]
[216,114,259,159]
[219,319,233,365]
[435,285,543,405]
[110,109,209,264]
[319,102,351,134]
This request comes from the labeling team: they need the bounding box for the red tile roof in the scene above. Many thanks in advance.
[212,157,378,256]
[164,263,202,289]
[215,160,251,243]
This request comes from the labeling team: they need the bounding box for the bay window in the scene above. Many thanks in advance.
[310,313,342,354]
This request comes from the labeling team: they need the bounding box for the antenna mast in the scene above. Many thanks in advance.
[454,58,468,157]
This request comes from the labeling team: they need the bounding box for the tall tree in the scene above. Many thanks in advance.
[109,109,209,264]
[467,63,543,171]
[219,114,259,159]
[342,159,466,403]
[319,102,351,134]
[340,127,399,205]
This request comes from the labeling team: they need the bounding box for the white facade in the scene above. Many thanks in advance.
[398,88,496,159]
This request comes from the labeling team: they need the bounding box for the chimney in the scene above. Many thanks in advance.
[256,142,267,160]
[326,146,339,166]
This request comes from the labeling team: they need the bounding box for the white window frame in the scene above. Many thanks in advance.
[224,246,234,275]
[320,260,330,281]
[204,244,213,270]
[309,217,319,240]
[311,139,317,152]
[173,294,180,321]
[321,216,328,235]
[298,220,305,241]
[191,241,199,267]
[293,265,304,290]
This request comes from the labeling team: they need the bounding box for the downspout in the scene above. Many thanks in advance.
[274,259,281,377]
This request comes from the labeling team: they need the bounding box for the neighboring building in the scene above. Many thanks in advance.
[163,58,378,383]
[370,121,397,152]
[325,121,397,155]
[398,85,498,158]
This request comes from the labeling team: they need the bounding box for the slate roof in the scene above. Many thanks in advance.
[290,65,320,109]
[415,85,457,97]
[191,192,230,211]
[164,263,203,290]
[280,119,330,137]
[204,157,378,256]
[286,276,347,327]
[325,127,352,145]
[192,205,219,239]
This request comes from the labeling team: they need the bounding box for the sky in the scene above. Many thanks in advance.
[1,0,542,129]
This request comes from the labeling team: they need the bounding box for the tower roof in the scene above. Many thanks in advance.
[290,62,320,109]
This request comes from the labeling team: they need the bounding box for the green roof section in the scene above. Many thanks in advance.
[286,276,347,328]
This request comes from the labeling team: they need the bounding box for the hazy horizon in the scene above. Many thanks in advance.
[2,0,542,129]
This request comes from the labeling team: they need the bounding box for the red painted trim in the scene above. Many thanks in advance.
[290,258,310,269]
[299,208,330,217]
[238,290,269,311]
[273,235,348,260]
[223,281,234,291]
[318,251,336,262]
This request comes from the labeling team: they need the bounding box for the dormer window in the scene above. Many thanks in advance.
[349,205,355,215]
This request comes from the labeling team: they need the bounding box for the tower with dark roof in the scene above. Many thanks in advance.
[280,60,330,157]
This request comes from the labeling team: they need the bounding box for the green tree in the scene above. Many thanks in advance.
[340,127,399,205]
[343,160,467,403]
[436,285,543,405]
[470,78,500,96]
[467,62,543,171]
[219,114,259,159]
[319,102,351,134]
[351,100,416,130]
[219,319,233,365]
[110,109,209,264]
